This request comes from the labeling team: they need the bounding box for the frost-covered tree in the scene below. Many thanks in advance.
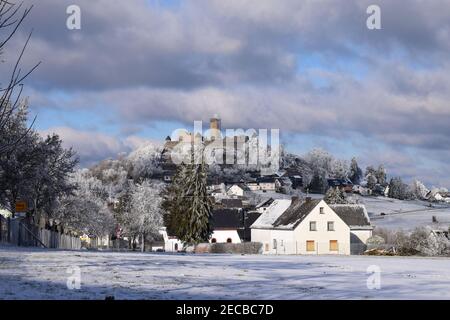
[0,1,39,154]
[324,187,348,204]
[55,169,115,237]
[125,180,163,251]
[388,177,414,200]
[364,166,377,190]
[412,180,429,200]
[349,158,363,185]
[330,159,349,180]
[127,143,163,181]
[375,165,387,187]
[0,106,77,219]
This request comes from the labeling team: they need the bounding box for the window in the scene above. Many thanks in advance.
[329,240,338,251]
[174,243,178,251]
[306,240,315,252]
[273,239,277,249]
[211,238,217,243]
[309,221,317,231]
[320,207,324,214]
[327,221,335,231]
[227,238,232,243]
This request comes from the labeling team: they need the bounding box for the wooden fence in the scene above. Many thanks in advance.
[0,215,81,250]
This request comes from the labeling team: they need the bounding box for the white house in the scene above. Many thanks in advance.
[209,209,261,243]
[227,184,250,197]
[251,197,373,255]
[257,177,276,191]
[329,204,373,254]
[159,227,183,252]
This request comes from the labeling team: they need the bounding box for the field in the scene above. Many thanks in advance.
[1,246,450,300]
[359,196,450,230]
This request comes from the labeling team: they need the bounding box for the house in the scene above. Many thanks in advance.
[427,190,450,203]
[210,209,261,243]
[159,227,183,252]
[251,197,373,255]
[328,204,373,254]
[246,181,261,191]
[257,176,276,191]
[327,178,353,193]
[227,184,250,197]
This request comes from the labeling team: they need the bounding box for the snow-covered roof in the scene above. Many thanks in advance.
[273,199,322,230]
[250,199,292,229]
[329,204,372,228]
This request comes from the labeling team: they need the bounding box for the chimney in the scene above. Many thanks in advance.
[305,196,312,203]
[291,196,300,204]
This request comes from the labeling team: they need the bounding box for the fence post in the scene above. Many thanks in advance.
[7,217,10,243]
[18,222,21,246]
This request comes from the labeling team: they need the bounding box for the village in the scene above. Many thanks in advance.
[1,0,450,302]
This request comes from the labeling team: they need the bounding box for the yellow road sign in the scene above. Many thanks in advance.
[15,201,27,212]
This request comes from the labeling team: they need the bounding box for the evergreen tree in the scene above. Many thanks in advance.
[324,187,348,204]
[182,160,212,243]
[161,147,212,244]
[161,164,189,237]
[349,157,362,185]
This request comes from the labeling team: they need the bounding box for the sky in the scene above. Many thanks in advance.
[3,0,450,187]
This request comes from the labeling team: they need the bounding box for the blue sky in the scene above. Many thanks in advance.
[6,0,450,187]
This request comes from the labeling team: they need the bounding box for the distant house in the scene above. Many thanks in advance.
[159,227,183,252]
[257,176,276,191]
[327,178,353,193]
[227,184,250,197]
[246,181,261,191]
[427,190,450,203]
[210,209,261,243]
[251,197,373,255]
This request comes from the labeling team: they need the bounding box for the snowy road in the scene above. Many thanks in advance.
[1,246,450,300]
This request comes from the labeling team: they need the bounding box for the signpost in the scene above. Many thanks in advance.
[15,201,27,212]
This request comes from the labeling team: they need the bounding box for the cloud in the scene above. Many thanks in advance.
[4,0,450,186]
[39,127,157,167]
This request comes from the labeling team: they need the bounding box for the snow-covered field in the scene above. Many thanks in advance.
[1,246,450,300]
[359,196,450,230]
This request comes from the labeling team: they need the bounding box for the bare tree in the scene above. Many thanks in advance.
[0,0,40,153]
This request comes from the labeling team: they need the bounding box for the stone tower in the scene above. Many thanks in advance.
[209,114,221,141]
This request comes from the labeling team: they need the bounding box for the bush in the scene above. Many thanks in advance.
[195,242,263,254]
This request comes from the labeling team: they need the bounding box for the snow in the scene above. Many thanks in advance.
[1,246,450,300]
[359,196,450,231]
[251,199,291,229]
